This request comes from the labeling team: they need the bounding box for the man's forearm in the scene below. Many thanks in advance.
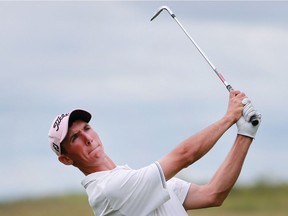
[159,90,246,180]
[207,135,252,204]
[160,116,235,180]
[179,115,235,164]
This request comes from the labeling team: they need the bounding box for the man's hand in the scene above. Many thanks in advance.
[237,98,261,139]
[225,90,246,124]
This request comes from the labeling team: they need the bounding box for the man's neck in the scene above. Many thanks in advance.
[81,156,117,176]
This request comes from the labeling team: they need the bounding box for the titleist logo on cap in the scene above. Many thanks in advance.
[53,113,69,131]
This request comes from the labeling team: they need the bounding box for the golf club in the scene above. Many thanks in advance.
[151,5,259,126]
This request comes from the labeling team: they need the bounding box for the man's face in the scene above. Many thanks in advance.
[61,120,106,169]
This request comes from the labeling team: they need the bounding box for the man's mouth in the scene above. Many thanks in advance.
[89,145,100,155]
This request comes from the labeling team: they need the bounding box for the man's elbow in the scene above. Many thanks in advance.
[209,197,224,207]
[208,192,228,207]
[175,145,200,168]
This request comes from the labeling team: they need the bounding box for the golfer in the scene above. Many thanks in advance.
[48,90,261,216]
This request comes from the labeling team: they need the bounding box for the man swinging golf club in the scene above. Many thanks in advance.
[48,90,261,216]
[48,6,261,216]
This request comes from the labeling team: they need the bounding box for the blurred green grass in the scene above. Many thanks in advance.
[0,194,92,216]
[189,183,288,216]
[1,184,287,216]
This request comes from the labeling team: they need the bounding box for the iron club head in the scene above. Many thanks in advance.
[150,5,175,21]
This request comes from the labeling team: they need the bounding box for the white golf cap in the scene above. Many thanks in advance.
[48,109,91,156]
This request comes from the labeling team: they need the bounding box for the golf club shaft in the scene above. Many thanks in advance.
[151,6,259,126]
[172,16,233,92]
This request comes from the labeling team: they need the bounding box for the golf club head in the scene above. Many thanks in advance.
[151,5,175,21]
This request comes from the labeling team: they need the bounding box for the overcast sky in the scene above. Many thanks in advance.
[1,1,288,201]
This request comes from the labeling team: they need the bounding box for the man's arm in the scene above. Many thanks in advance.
[158,90,246,180]
[183,101,261,209]
[183,135,252,209]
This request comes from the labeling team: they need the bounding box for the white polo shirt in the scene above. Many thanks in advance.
[81,162,190,216]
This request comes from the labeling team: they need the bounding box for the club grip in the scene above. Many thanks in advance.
[250,115,259,126]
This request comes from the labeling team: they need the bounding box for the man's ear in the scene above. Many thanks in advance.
[58,155,73,165]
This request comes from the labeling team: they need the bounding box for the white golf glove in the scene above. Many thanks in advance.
[236,98,262,139]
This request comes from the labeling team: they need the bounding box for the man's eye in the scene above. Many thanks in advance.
[84,125,91,131]
[71,134,78,142]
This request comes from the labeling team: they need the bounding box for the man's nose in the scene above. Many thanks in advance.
[81,131,93,145]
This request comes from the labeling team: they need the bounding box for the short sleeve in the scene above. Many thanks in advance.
[105,163,170,215]
[167,178,191,204]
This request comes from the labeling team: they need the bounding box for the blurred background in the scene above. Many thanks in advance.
[0,1,287,213]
